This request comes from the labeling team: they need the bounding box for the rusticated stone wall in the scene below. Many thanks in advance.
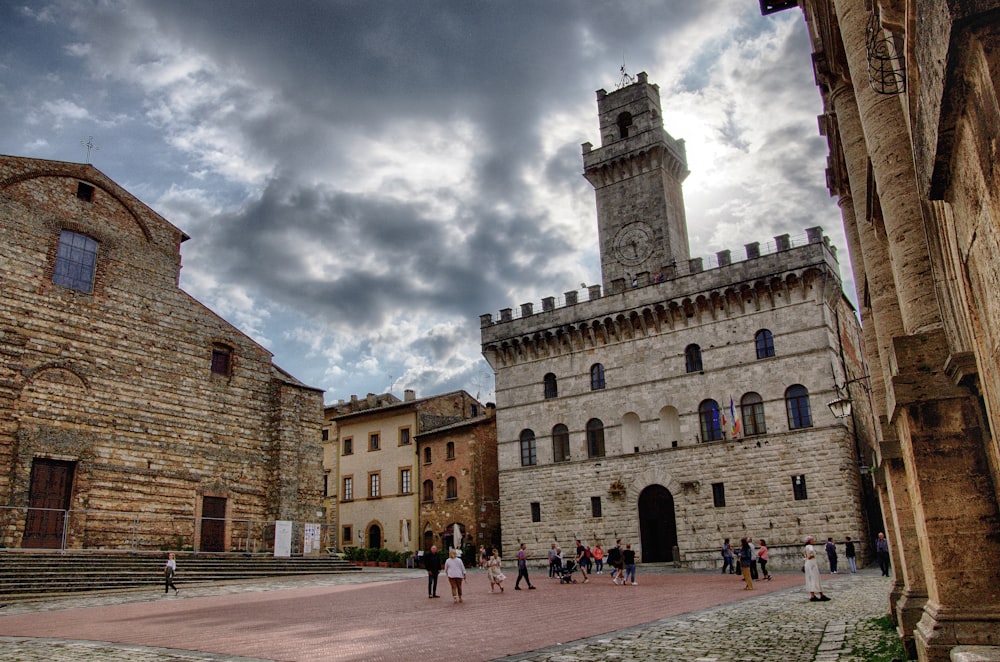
[484,234,872,570]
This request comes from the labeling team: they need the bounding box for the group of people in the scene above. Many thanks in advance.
[422,539,643,603]
[546,539,638,586]
[721,537,772,590]
[423,544,508,602]
[412,529,896,606]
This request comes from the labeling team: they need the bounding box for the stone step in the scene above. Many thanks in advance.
[0,552,362,599]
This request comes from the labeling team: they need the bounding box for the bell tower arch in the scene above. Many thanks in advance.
[582,72,691,292]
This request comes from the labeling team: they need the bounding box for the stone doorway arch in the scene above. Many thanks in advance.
[638,484,677,562]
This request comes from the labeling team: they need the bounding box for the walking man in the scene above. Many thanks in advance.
[608,539,623,584]
[825,537,839,574]
[515,542,536,590]
[575,539,590,583]
[425,545,441,598]
[876,532,891,577]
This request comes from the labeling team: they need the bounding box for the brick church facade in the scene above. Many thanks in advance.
[481,73,876,571]
[0,155,324,553]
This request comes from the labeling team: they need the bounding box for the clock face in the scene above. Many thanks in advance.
[613,223,654,266]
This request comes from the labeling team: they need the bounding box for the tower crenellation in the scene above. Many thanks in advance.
[480,226,836,329]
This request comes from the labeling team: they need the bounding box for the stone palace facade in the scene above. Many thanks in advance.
[481,73,876,571]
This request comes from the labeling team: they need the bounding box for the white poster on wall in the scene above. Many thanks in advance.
[274,520,292,557]
[303,523,321,556]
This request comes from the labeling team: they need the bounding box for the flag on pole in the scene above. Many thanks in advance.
[729,397,741,436]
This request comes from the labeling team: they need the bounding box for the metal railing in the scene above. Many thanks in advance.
[0,506,332,555]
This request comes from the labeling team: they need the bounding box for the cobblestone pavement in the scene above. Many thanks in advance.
[0,566,893,661]
[504,570,893,662]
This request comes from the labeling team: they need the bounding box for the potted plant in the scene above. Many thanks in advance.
[378,548,392,567]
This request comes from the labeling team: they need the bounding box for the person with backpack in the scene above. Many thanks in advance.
[608,539,624,584]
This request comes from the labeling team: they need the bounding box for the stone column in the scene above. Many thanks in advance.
[881,450,928,659]
[890,332,1000,660]
[830,81,927,648]
[832,0,939,337]
[831,4,1000,658]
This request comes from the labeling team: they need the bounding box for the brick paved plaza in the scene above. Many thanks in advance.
[0,566,893,661]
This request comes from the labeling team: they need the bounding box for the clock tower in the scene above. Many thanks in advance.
[582,72,691,292]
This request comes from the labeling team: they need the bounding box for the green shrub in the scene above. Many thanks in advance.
[366,547,381,562]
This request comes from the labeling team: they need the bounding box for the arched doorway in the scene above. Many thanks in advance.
[638,484,677,562]
[368,524,381,549]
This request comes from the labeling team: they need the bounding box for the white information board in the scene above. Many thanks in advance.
[274,520,292,557]
[303,523,321,556]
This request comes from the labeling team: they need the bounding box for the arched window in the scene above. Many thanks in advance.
[543,373,558,399]
[423,447,431,464]
[755,329,775,359]
[786,384,812,429]
[658,406,681,446]
[685,344,703,373]
[446,476,458,499]
[519,429,537,466]
[741,392,766,436]
[552,424,570,463]
[446,442,455,460]
[590,363,606,390]
[621,412,640,453]
[699,400,723,442]
[586,419,605,458]
[422,479,434,502]
[616,112,633,139]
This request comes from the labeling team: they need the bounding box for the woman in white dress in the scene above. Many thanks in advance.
[486,548,506,593]
[804,536,829,602]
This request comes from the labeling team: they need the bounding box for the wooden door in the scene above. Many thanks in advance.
[23,459,75,549]
[200,496,227,552]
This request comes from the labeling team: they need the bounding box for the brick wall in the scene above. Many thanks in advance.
[0,156,323,551]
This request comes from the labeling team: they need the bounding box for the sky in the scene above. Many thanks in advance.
[0,1,850,406]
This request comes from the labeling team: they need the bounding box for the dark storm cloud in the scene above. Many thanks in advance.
[197,174,574,330]
[105,1,718,178]
[2,1,844,399]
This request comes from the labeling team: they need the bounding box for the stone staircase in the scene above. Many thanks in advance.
[0,551,362,601]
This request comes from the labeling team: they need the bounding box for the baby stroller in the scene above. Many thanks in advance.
[556,559,578,584]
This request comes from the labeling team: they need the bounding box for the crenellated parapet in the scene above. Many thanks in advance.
[582,133,690,187]
[481,227,842,369]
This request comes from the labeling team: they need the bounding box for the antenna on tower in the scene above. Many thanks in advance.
[617,55,636,89]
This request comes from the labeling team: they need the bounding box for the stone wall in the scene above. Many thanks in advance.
[0,156,324,551]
